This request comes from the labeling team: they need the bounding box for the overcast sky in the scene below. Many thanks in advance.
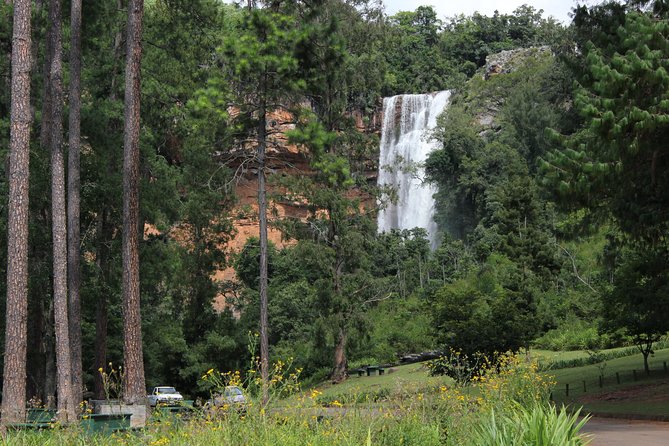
[383,0,582,24]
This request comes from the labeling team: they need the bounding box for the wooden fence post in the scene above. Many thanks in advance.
[616,372,620,384]
[599,375,603,388]
[633,370,637,381]
[566,383,569,397]
[583,381,587,393]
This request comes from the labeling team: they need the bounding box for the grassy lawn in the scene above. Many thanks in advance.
[310,347,666,400]
[532,346,636,365]
[291,347,669,418]
[547,348,669,417]
[307,362,451,404]
[548,347,669,386]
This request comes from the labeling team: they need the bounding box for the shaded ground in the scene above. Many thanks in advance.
[575,380,669,417]
[579,379,669,405]
[583,418,669,446]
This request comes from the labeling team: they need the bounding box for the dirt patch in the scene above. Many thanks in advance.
[578,380,669,404]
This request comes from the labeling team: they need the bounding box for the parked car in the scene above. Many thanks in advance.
[206,385,247,411]
[148,386,184,407]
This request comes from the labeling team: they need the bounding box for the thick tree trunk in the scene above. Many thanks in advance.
[1,0,32,427]
[332,326,347,383]
[258,104,269,406]
[121,0,146,406]
[67,0,83,411]
[45,0,75,423]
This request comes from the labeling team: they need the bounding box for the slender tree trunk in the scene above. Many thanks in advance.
[93,4,123,399]
[121,0,146,407]
[67,0,83,411]
[258,103,269,406]
[3,2,10,95]
[27,284,45,403]
[641,342,652,374]
[331,251,347,383]
[93,295,108,399]
[45,0,75,423]
[43,300,56,408]
[93,209,110,400]
[92,0,123,400]
[644,353,650,374]
[40,0,55,150]
[2,0,32,426]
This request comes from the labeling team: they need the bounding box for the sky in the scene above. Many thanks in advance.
[383,0,583,24]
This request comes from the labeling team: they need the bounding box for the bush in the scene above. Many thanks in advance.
[475,353,554,410]
[532,321,617,351]
[427,349,490,384]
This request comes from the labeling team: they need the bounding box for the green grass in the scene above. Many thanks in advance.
[305,362,451,405]
[299,345,669,417]
[547,347,669,417]
[1,353,574,445]
[305,347,669,418]
[549,348,669,386]
[532,349,594,363]
[309,346,662,403]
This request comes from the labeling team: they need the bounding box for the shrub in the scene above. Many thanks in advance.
[475,353,555,411]
[474,404,591,446]
[532,323,615,351]
[427,349,490,384]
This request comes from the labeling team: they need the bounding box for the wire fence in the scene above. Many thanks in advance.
[550,361,669,400]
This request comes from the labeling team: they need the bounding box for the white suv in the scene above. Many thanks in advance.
[148,386,184,407]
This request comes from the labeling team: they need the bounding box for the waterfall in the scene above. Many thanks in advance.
[376,91,451,248]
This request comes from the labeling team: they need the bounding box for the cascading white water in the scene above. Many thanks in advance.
[377,91,451,248]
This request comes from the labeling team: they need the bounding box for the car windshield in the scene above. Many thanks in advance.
[224,387,242,396]
[157,387,177,394]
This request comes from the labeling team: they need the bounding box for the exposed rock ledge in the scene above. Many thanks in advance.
[484,46,551,79]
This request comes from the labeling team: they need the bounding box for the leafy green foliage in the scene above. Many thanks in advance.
[543,11,669,242]
[11,0,668,404]
[382,5,564,94]
[475,404,590,446]
[431,255,541,360]
[601,244,669,370]
[426,51,564,281]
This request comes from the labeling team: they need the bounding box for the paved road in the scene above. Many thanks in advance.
[583,417,669,446]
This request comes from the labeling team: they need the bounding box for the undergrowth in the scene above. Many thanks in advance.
[2,353,590,445]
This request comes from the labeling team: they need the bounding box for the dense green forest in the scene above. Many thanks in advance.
[1,0,668,410]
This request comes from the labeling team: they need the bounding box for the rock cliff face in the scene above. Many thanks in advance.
[484,46,551,79]
[213,106,382,311]
[474,46,553,136]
